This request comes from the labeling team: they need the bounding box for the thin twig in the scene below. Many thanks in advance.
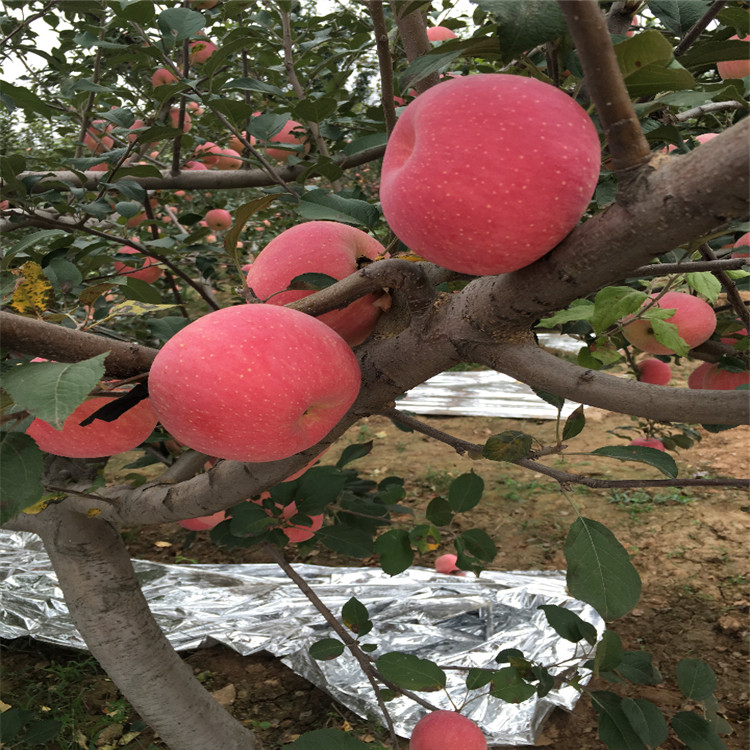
[674,0,727,57]
[698,243,750,329]
[629,257,749,277]
[675,100,745,122]
[0,0,60,49]
[366,1,398,135]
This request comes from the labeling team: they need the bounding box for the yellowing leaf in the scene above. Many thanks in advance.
[11,261,53,314]
[22,498,50,515]
[87,508,101,517]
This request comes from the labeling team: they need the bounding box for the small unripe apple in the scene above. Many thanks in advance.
[622,291,716,354]
[151,67,178,87]
[148,304,362,462]
[380,74,600,276]
[27,395,159,458]
[189,39,217,64]
[629,437,665,452]
[717,35,750,80]
[204,208,232,230]
[246,221,388,346]
[636,358,672,385]
[426,25,457,42]
[410,710,487,750]
[113,246,163,283]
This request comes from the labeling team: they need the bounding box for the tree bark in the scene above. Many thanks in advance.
[36,508,262,750]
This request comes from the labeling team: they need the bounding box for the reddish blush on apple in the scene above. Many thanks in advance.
[204,208,232,231]
[379,74,600,276]
[148,304,361,462]
[717,35,750,79]
[410,710,487,750]
[27,395,158,458]
[83,120,114,154]
[179,510,226,531]
[702,364,750,390]
[246,221,389,346]
[629,437,666,452]
[636,358,672,385]
[426,25,457,42]
[214,148,242,170]
[189,39,217,64]
[113,246,164,283]
[687,361,713,389]
[151,67,178,87]
[622,291,716,355]
[434,553,465,575]
[264,119,309,162]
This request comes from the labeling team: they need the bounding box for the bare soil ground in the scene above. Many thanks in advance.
[2,407,749,750]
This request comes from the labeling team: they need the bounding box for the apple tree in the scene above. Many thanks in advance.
[0,1,748,748]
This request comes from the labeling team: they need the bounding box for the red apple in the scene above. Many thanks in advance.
[264,119,310,162]
[702,364,750,390]
[279,501,324,542]
[434,553,465,575]
[151,67,178,87]
[147,304,362,462]
[717,35,750,80]
[27,395,158,458]
[629,437,665,452]
[214,147,242,170]
[636,358,672,385]
[168,108,191,132]
[204,208,232,230]
[246,221,388,346]
[426,25,457,42]
[194,142,222,165]
[113,246,163,283]
[83,120,114,154]
[178,510,226,531]
[410,711,487,750]
[687,361,713,389]
[184,160,208,170]
[379,74,600,276]
[228,130,254,152]
[622,291,716,354]
[189,39,217,64]
[732,232,750,259]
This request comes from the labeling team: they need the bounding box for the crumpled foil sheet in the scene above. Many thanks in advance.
[0,530,603,745]
[398,334,584,419]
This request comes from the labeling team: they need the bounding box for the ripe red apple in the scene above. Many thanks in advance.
[168,108,191,132]
[702,364,750,390]
[228,130,253,152]
[214,147,242,170]
[687,361,713,389]
[246,221,388,346]
[113,246,163,283]
[426,25,457,42]
[148,304,362,462]
[717,35,750,79]
[151,67,178,87]
[622,291,716,355]
[83,120,114,154]
[434,553,465,575]
[379,74,600,276]
[732,232,750,259]
[27,395,158,458]
[204,208,232,230]
[184,160,208,170]
[189,39,217,64]
[279,501,324,542]
[194,142,222,165]
[410,710,487,750]
[637,358,672,385]
[179,510,226,531]
[264,119,309,162]
[629,437,665,452]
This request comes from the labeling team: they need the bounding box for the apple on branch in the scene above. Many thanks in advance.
[379,74,600,276]
[204,208,232,231]
[246,221,389,346]
[410,710,487,750]
[113,246,163,283]
[148,304,361,462]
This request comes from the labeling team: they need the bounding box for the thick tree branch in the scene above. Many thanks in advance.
[559,0,651,176]
[466,341,749,425]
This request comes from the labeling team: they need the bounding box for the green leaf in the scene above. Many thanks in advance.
[425,496,453,526]
[0,432,45,524]
[562,405,586,440]
[592,287,647,334]
[0,81,53,117]
[309,638,345,661]
[649,0,713,34]
[539,604,598,645]
[43,257,82,291]
[616,651,663,685]
[292,97,337,123]
[621,698,669,749]
[594,630,624,675]
[686,272,721,303]
[247,113,289,141]
[375,652,446,691]
[3,354,108,429]
[671,712,727,750]
[288,273,339,292]
[676,659,717,701]
[532,665,555,698]
[466,668,495,690]
[229,504,278,537]
[538,299,595,327]
[482,431,533,462]
[476,0,567,62]
[717,7,750,35]
[342,597,372,636]
[317,526,374,558]
[336,441,373,468]
[531,388,565,410]
[489,667,537,703]
[295,189,379,228]
[283,728,373,749]
[224,195,277,273]
[591,691,649,750]
[343,133,388,156]
[104,179,146,202]
[374,529,414,575]
[157,7,205,42]
[455,528,496,562]
[495,647,524,664]
[649,317,689,356]
[408,524,441,554]
[223,77,285,96]
[592,445,678,479]
[565,517,642,621]
[447,471,484,512]
[2,230,66,269]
